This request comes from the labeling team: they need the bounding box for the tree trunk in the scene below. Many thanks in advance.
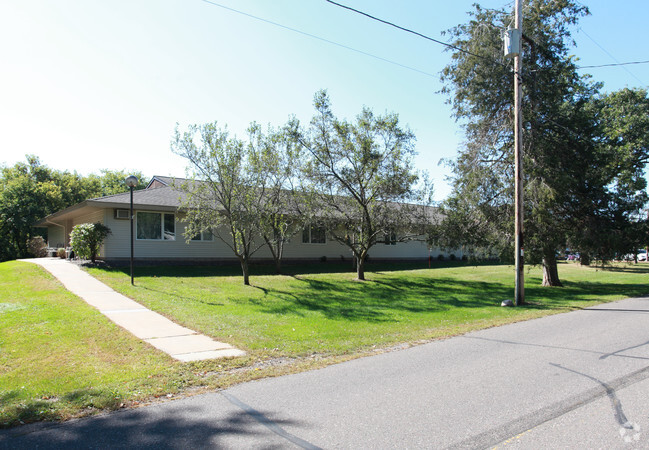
[356,255,365,281]
[263,236,283,274]
[274,242,284,274]
[580,253,590,266]
[239,257,250,286]
[542,253,562,287]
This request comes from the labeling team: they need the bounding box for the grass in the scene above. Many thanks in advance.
[88,261,649,358]
[2,259,648,427]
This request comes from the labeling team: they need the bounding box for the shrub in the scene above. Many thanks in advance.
[449,254,456,261]
[57,248,66,259]
[437,254,445,261]
[27,236,48,257]
[69,222,111,263]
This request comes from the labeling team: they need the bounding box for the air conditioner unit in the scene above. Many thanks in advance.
[114,209,130,220]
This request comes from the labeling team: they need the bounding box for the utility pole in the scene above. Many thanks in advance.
[505,0,524,305]
[513,0,524,305]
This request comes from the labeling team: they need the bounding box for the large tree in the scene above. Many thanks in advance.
[289,90,431,280]
[438,1,648,287]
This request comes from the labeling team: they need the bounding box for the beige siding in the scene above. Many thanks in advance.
[100,207,463,261]
[47,226,65,248]
[72,210,104,227]
[103,210,236,260]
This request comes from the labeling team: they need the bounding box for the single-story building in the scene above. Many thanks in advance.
[35,176,464,264]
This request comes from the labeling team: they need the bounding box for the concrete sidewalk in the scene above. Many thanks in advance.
[23,258,246,362]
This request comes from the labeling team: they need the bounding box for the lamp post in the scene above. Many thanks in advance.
[125,175,138,285]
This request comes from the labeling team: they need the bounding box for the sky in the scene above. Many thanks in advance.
[1,0,648,201]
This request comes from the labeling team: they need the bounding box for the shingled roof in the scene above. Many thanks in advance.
[34,176,189,226]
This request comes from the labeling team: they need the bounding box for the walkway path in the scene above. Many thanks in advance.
[23,258,246,362]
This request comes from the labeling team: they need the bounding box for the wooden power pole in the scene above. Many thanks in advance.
[514,0,524,306]
[505,0,524,305]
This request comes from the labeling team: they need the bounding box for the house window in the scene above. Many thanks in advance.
[384,231,397,245]
[191,229,214,241]
[137,212,175,240]
[302,225,326,244]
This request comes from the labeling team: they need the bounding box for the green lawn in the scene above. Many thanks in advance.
[2,259,648,427]
[86,262,649,359]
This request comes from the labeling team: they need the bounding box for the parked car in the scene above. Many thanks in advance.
[622,249,647,261]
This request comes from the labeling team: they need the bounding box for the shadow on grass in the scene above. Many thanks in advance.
[92,263,649,324]
[101,260,480,278]
[248,276,510,322]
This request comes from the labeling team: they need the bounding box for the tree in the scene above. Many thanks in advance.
[93,169,148,197]
[438,1,648,287]
[69,222,111,263]
[172,123,271,285]
[0,156,149,262]
[0,156,67,261]
[569,88,649,264]
[247,123,306,274]
[288,90,431,280]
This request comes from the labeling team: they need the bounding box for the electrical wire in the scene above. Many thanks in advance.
[201,0,437,79]
[324,0,506,67]
[577,60,649,69]
[577,28,647,86]
[202,0,648,85]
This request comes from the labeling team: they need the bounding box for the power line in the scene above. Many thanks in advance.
[326,0,649,84]
[201,0,437,79]
[324,0,506,67]
[202,0,649,84]
[577,28,646,86]
[577,60,649,69]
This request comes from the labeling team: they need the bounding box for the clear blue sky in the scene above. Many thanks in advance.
[1,0,648,201]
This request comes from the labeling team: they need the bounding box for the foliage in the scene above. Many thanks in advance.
[0,156,148,262]
[69,222,111,263]
[26,236,47,258]
[172,123,266,285]
[288,90,433,280]
[566,88,649,261]
[89,169,148,197]
[437,1,648,286]
[247,123,307,273]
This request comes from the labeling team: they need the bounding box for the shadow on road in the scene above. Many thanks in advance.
[0,396,320,449]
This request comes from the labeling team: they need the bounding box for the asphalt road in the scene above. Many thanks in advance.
[2,296,649,449]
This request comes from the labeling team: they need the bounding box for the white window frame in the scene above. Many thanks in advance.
[136,211,176,241]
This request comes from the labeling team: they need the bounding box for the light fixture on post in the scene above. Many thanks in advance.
[125,175,139,285]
